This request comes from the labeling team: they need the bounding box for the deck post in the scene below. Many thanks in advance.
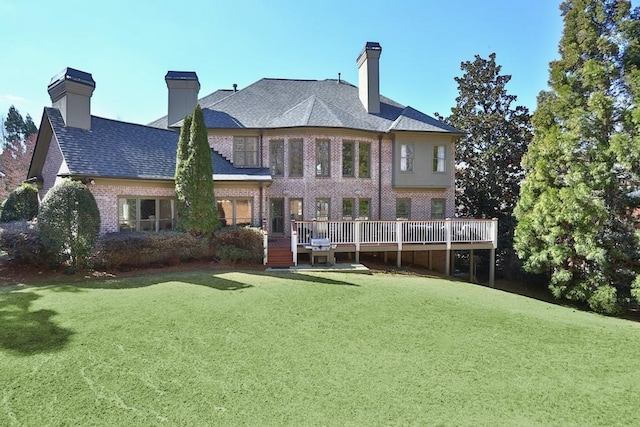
[489,249,495,287]
[354,220,361,264]
[469,249,475,283]
[263,218,268,265]
[291,220,298,267]
[445,218,452,277]
[490,218,498,287]
[396,221,402,267]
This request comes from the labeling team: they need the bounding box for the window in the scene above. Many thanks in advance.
[270,139,284,176]
[217,198,253,227]
[342,198,354,219]
[400,144,414,172]
[315,198,330,219]
[433,145,446,172]
[233,136,259,167]
[342,140,355,177]
[396,198,411,220]
[358,198,371,220]
[431,199,445,219]
[316,140,330,177]
[118,198,175,232]
[290,198,303,220]
[289,139,303,177]
[358,142,371,178]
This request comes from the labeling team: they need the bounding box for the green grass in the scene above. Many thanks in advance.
[2,270,640,426]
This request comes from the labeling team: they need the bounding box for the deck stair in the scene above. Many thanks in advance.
[267,239,294,268]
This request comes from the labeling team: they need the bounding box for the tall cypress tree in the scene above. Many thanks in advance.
[174,114,192,229]
[174,106,220,235]
[514,0,640,313]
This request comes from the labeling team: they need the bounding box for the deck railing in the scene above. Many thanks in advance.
[293,218,497,248]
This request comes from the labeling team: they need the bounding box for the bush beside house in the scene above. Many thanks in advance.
[0,183,39,223]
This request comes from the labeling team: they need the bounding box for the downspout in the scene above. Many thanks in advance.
[378,133,383,220]
[259,183,264,228]
[259,129,264,168]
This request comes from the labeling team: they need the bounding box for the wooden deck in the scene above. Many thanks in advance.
[264,219,498,285]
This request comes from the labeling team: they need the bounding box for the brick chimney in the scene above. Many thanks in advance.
[47,67,96,130]
[165,71,200,127]
[356,42,382,114]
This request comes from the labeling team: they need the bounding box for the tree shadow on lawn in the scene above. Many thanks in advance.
[37,268,358,293]
[0,291,73,355]
[254,271,359,286]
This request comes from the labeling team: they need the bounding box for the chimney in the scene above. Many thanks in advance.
[356,42,382,114]
[47,67,96,130]
[165,71,200,127]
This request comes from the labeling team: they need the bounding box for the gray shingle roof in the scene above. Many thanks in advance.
[147,89,234,129]
[46,107,270,181]
[150,78,460,134]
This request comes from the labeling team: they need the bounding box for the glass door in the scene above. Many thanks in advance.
[270,198,285,234]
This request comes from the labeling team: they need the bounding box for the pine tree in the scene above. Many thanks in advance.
[3,106,25,145]
[174,105,219,235]
[514,0,640,313]
[438,53,532,278]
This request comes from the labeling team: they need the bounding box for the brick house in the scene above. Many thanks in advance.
[27,42,497,280]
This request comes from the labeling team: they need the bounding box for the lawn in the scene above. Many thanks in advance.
[1,269,639,426]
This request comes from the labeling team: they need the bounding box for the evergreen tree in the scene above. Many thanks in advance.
[514,0,640,313]
[174,105,219,235]
[174,114,192,227]
[438,53,532,278]
[3,106,25,145]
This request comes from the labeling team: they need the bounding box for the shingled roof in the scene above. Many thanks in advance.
[150,78,460,134]
[44,107,270,181]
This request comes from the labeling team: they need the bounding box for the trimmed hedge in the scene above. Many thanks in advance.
[214,226,264,262]
[0,183,39,222]
[0,220,49,266]
[95,231,213,270]
[38,179,100,269]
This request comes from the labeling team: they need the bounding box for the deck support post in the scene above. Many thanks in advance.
[445,218,452,277]
[397,251,402,268]
[469,249,475,283]
[445,250,451,277]
[489,249,495,287]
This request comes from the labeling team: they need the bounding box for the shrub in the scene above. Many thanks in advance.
[214,226,264,263]
[0,220,49,265]
[0,183,39,222]
[38,179,100,269]
[95,231,213,270]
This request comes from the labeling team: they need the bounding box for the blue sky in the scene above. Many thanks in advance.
[0,1,575,126]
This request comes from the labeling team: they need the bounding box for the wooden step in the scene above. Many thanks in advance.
[267,247,294,267]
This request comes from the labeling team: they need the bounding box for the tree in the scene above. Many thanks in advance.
[0,132,36,202]
[4,106,24,145]
[174,114,192,225]
[514,0,640,313]
[0,183,39,222]
[437,53,532,278]
[174,105,220,234]
[38,179,101,270]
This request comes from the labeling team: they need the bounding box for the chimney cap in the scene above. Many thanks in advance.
[48,67,95,90]
[364,41,381,50]
[165,71,199,81]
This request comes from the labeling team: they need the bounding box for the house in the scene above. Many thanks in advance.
[27,42,497,281]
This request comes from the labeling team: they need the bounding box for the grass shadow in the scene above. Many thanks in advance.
[0,291,73,355]
[250,271,360,286]
[45,270,254,292]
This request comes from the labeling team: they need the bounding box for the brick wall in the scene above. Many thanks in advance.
[90,183,175,234]
[209,132,456,229]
